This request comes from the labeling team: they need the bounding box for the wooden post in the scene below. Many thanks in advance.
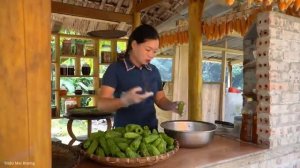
[188,0,205,120]
[0,0,51,167]
[132,0,141,29]
[228,61,233,87]
[55,34,61,117]
[219,41,228,120]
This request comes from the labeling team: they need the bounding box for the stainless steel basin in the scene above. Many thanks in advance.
[160,120,217,148]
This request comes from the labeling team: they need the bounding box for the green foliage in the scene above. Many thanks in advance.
[51,119,88,137]
[202,62,243,89]
[99,40,112,52]
[117,41,127,53]
[151,58,173,82]
[99,65,109,78]
[232,65,243,89]
[202,62,222,82]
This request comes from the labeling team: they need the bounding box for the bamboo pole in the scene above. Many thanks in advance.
[228,61,233,87]
[133,12,141,29]
[219,41,228,120]
[55,35,61,117]
[188,0,205,120]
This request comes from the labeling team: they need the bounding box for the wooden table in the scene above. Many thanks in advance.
[64,113,113,146]
[77,135,265,168]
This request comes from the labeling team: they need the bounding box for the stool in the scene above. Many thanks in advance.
[64,113,113,146]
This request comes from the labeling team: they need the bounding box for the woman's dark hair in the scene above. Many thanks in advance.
[124,24,159,57]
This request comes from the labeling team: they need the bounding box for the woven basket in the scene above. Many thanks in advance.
[52,142,80,168]
[80,141,179,167]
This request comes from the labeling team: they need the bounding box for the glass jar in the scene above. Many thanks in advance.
[60,64,68,75]
[67,65,75,76]
[81,63,91,75]
[240,97,257,142]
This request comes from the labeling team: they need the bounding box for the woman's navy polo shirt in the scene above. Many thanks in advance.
[102,57,163,129]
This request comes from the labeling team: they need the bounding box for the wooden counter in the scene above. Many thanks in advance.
[77,136,265,168]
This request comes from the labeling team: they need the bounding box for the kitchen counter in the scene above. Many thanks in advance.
[77,135,265,168]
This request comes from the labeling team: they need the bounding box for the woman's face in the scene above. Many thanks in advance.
[131,39,159,66]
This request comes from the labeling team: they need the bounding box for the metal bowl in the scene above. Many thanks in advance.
[160,120,217,148]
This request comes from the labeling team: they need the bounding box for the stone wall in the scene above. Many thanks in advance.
[255,12,300,148]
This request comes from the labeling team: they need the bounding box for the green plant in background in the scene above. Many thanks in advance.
[61,77,94,94]
[232,65,243,89]
[202,62,222,82]
[117,41,126,53]
[151,58,173,82]
[100,40,112,52]
[99,65,109,78]
[202,62,243,89]
[51,119,88,137]
[81,97,94,107]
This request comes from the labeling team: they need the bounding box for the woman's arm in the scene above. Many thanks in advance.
[154,91,178,113]
[97,86,126,113]
[97,86,154,113]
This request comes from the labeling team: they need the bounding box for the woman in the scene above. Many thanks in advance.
[97,24,182,130]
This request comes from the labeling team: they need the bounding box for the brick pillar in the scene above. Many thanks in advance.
[255,12,300,148]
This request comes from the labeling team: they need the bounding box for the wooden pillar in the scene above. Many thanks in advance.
[219,41,228,120]
[0,0,51,167]
[132,0,141,29]
[188,0,205,120]
[228,61,233,87]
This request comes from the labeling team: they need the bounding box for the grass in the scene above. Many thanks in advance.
[51,118,88,137]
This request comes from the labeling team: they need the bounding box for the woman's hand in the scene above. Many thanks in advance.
[120,87,154,107]
[168,101,185,116]
[154,91,185,115]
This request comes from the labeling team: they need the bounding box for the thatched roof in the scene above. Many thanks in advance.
[51,0,186,35]
[51,0,244,62]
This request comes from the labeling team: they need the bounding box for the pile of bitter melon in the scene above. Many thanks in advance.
[82,124,175,158]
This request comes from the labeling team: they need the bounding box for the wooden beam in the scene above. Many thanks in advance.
[135,0,162,12]
[203,58,223,62]
[132,0,141,29]
[159,44,243,56]
[133,12,141,29]
[51,1,133,24]
[231,59,243,64]
[219,41,227,121]
[188,0,205,121]
[203,46,243,55]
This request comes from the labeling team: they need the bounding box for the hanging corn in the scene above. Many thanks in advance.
[226,0,235,6]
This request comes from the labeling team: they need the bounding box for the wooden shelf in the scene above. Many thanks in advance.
[61,94,96,98]
[242,93,257,100]
[99,63,111,65]
[57,34,97,40]
[60,75,96,77]
[61,55,96,58]
[51,34,123,118]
